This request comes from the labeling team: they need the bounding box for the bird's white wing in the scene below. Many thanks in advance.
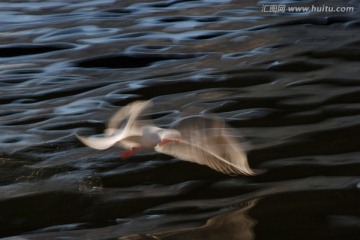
[106,100,153,135]
[155,117,254,175]
[76,132,127,150]
[77,100,153,150]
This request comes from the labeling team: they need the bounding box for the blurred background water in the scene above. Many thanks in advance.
[0,0,360,239]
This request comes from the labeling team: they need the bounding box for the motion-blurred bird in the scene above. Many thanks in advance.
[76,100,254,175]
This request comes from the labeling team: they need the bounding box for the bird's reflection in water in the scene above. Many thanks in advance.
[119,199,258,240]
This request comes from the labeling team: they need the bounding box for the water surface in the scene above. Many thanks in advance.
[0,0,360,239]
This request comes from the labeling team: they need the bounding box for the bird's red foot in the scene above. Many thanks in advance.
[121,148,138,160]
[159,138,180,146]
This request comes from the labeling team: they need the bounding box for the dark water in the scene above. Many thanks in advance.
[1,0,360,239]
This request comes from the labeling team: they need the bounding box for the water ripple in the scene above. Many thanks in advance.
[0,0,359,239]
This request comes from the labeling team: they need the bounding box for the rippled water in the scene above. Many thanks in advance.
[1,0,360,239]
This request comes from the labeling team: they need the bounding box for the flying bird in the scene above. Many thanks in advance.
[76,100,255,175]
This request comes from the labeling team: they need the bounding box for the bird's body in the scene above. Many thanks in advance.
[76,100,255,176]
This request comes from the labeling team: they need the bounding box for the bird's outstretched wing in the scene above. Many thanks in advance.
[76,132,127,150]
[76,100,152,150]
[106,100,152,136]
[155,116,254,175]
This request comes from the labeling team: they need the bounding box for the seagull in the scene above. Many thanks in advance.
[76,100,255,176]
